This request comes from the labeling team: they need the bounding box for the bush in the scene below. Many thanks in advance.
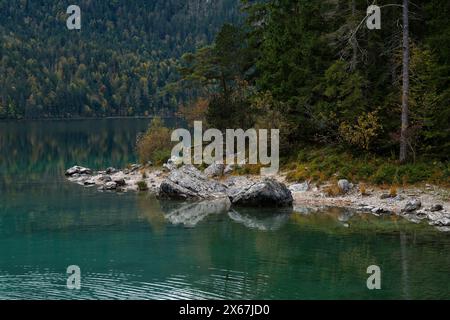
[324,183,344,197]
[136,117,172,165]
[339,111,382,151]
[136,180,149,191]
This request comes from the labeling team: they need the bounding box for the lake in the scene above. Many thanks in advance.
[0,119,449,300]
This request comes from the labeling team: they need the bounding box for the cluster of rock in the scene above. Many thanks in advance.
[401,200,449,228]
[159,164,293,207]
[286,176,449,230]
[356,194,448,228]
[65,164,162,193]
[65,162,293,208]
[65,162,449,231]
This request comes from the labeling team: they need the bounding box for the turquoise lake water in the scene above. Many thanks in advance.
[0,119,449,300]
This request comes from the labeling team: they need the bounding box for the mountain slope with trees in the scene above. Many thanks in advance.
[0,0,241,119]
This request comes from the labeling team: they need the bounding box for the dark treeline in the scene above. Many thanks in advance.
[0,0,240,119]
[179,0,450,162]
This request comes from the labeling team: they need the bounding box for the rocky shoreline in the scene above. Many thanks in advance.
[65,160,450,232]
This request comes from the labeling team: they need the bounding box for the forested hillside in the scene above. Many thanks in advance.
[179,0,450,163]
[0,0,241,119]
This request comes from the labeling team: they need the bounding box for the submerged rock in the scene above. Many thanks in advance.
[429,217,450,227]
[158,165,227,200]
[229,178,293,207]
[371,207,390,216]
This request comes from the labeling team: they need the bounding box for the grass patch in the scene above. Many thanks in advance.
[283,146,450,186]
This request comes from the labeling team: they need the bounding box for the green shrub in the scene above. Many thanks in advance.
[136,117,172,165]
[137,180,149,191]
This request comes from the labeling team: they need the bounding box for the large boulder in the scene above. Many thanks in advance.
[204,162,225,178]
[338,179,351,193]
[402,199,422,213]
[158,165,227,200]
[228,178,293,207]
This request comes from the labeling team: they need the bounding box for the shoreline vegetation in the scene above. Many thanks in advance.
[64,159,450,232]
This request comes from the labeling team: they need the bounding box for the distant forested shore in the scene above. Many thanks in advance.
[0,0,240,119]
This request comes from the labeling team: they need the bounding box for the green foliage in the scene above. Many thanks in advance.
[180,23,256,130]
[0,0,241,119]
[136,180,149,192]
[206,80,255,130]
[409,45,450,159]
[179,23,253,95]
[339,111,383,151]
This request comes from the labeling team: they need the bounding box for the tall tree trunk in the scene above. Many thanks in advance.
[399,0,410,163]
[350,0,358,71]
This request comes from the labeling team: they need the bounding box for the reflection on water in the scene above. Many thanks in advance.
[0,119,450,300]
[160,198,231,227]
[228,209,292,231]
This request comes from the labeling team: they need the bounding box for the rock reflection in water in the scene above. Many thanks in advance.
[160,198,231,227]
[228,208,292,231]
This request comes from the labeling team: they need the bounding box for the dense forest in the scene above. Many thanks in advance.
[2,0,449,169]
[178,0,449,164]
[0,0,240,119]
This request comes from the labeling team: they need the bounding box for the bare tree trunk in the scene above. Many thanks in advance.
[350,0,358,71]
[399,0,410,163]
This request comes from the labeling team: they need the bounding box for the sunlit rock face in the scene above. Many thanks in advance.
[228,178,293,208]
[158,165,228,200]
